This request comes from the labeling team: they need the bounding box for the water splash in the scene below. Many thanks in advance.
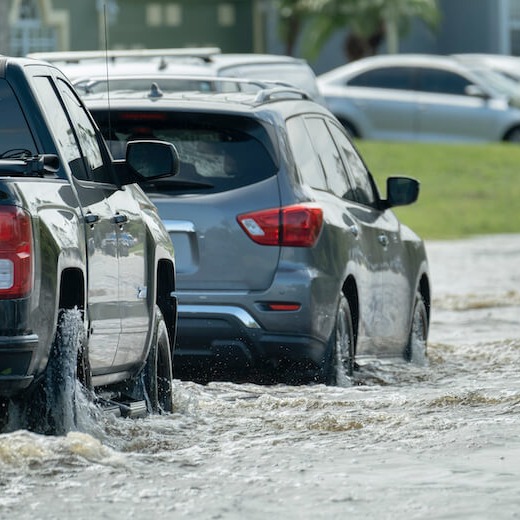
[3,309,101,436]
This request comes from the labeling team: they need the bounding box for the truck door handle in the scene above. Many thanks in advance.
[84,213,99,225]
[112,213,128,225]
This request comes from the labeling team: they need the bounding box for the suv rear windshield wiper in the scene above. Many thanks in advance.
[140,178,215,191]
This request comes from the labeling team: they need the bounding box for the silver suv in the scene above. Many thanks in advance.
[86,82,430,384]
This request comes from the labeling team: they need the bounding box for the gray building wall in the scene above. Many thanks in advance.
[430,0,504,54]
[398,0,505,54]
[53,0,99,50]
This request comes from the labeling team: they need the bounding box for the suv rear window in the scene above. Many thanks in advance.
[93,110,278,194]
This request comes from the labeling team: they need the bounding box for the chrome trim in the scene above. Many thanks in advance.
[178,304,261,329]
[163,220,195,233]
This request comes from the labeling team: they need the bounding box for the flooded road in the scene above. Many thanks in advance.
[1,235,520,519]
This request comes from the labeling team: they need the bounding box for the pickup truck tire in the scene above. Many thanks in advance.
[144,306,174,414]
[7,308,89,435]
[42,308,90,434]
[0,399,8,431]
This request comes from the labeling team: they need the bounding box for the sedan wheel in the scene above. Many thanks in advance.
[505,127,520,142]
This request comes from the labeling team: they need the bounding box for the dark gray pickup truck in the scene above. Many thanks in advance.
[0,56,179,434]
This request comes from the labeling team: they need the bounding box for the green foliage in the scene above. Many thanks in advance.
[280,0,440,61]
[357,140,520,239]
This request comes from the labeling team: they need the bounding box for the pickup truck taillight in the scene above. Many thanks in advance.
[0,206,33,299]
[237,204,323,247]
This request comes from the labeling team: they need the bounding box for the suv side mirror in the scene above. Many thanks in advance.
[384,176,419,208]
[115,140,180,186]
[126,140,180,179]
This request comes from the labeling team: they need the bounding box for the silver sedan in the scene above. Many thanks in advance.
[318,54,520,143]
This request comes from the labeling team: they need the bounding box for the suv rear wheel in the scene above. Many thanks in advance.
[324,294,355,385]
[403,293,428,364]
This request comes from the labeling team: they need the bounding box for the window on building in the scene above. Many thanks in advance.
[146,4,162,27]
[218,4,236,27]
[146,3,182,27]
[10,0,57,56]
[166,4,182,26]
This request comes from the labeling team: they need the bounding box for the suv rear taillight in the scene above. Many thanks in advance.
[237,204,323,247]
[0,206,33,299]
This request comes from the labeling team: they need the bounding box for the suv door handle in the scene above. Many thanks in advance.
[84,213,99,225]
[378,234,389,247]
[112,213,128,225]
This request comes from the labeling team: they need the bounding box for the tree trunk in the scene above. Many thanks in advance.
[385,19,399,54]
[284,14,301,56]
[344,23,386,62]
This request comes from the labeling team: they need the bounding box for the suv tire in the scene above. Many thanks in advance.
[324,294,355,385]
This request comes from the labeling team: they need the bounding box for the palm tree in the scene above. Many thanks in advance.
[277,0,440,62]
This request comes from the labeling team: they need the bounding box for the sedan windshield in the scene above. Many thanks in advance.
[469,67,520,98]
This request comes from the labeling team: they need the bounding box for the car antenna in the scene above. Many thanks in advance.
[102,2,113,155]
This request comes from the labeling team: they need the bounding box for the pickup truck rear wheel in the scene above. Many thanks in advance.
[144,307,174,413]
[0,399,8,432]
[11,308,90,435]
[43,308,90,434]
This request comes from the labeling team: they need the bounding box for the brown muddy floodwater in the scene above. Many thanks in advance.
[1,234,519,520]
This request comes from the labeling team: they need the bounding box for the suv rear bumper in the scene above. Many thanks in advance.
[0,334,38,397]
[174,304,328,380]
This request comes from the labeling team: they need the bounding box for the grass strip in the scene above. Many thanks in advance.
[357,140,520,239]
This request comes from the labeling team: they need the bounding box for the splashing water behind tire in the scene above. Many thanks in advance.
[5,309,99,435]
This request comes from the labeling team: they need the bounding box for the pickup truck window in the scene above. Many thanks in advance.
[0,79,36,159]
[32,76,111,184]
[56,79,104,173]
[32,76,88,180]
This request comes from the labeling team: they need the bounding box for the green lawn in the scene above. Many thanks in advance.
[356,140,520,239]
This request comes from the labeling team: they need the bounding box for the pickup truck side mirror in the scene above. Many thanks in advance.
[383,176,420,208]
[116,140,180,186]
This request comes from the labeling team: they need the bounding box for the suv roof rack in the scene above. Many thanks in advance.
[77,75,310,101]
[253,86,310,104]
[26,47,222,63]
